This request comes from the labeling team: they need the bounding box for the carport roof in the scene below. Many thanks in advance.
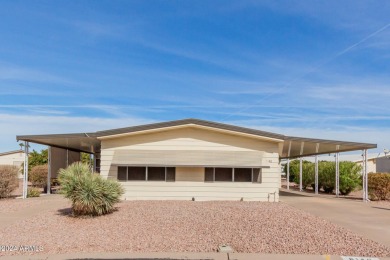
[16,118,377,157]
[16,133,100,154]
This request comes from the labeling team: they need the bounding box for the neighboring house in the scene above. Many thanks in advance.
[0,150,25,178]
[16,118,377,201]
[355,153,390,173]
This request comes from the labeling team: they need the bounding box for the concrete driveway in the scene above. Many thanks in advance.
[280,189,390,247]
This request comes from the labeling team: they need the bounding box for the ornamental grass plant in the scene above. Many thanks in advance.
[58,162,124,217]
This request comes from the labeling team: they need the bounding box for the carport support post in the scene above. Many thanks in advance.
[286,141,292,191]
[364,149,368,202]
[22,141,29,199]
[315,143,319,195]
[92,153,96,173]
[299,157,303,192]
[47,146,51,194]
[299,142,304,192]
[286,159,290,190]
[315,155,318,194]
[362,150,366,201]
[335,152,340,197]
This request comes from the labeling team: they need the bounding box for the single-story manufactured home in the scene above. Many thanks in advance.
[355,153,390,173]
[17,118,377,201]
[0,149,25,178]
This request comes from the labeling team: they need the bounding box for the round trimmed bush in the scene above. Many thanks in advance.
[27,187,41,197]
[338,161,361,195]
[29,165,48,188]
[0,165,19,198]
[58,162,124,217]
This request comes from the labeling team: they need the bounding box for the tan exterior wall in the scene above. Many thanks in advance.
[100,126,281,201]
[120,181,279,201]
[0,151,25,178]
[0,152,24,166]
[356,159,376,174]
[176,167,205,182]
[356,157,390,173]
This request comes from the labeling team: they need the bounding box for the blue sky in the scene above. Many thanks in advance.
[0,0,389,153]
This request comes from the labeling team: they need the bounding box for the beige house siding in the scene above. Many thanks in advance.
[0,151,24,166]
[100,126,281,201]
[120,182,279,201]
[356,160,376,174]
[0,151,25,178]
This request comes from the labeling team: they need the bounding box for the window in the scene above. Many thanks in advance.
[252,168,262,183]
[117,166,175,182]
[128,167,146,180]
[215,168,232,182]
[203,167,262,183]
[148,167,165,181]
[205,167,214,182]
[118,166,127,181]
[234,168,252,182]
[166,167,176,182]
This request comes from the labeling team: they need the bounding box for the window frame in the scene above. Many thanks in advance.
[204,167,262,183]
[117,166,176,182]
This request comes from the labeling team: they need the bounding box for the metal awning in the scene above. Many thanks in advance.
[280,136,376,159]
[16,133,100,154]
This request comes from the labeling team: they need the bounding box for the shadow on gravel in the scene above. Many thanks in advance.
[57,207,73,216]
[279,190,308,197]
[372,206,390,211]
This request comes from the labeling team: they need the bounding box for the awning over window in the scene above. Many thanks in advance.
[111,150,269,167]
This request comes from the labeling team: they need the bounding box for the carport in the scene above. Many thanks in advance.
[16,133,101,199]
[280,137,377,202]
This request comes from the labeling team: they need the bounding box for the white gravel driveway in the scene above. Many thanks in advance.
[0,199,389,257]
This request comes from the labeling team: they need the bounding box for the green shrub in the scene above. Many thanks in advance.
[283,160,300,182]
[0,165,19,198]
[27,187,41,197]
[29,165,48,188]
[284,160,314,187]
[293,161,314,189]
[58,162,124,217]
[338,161,362,195]
[368,173,390,201]
[318,161,335,193]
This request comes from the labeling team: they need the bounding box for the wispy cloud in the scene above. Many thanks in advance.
[0,63,73,84]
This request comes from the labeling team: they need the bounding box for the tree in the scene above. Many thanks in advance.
[81,152,92,165]
[28,149,48,170]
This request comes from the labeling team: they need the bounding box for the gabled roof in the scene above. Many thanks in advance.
[0,150,24,156]
[94,118,286,140]
[16,118,377,157]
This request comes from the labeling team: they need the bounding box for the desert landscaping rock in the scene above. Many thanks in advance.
[0,200,389,257]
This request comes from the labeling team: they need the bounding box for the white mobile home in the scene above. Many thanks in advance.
[17,119,377,201]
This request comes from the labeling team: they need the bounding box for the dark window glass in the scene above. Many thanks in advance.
[234,168,252,182]
[205,167,214,182]
[95,159,101,173]
[215,168,232,182]
[166,167,175,182]
[252,168,262,183]
[117,166,127,181]
[128,167,146,180]
[148,167,165,181]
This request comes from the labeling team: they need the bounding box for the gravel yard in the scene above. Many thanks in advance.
[0,198,45,213]
[1,199,389,257]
